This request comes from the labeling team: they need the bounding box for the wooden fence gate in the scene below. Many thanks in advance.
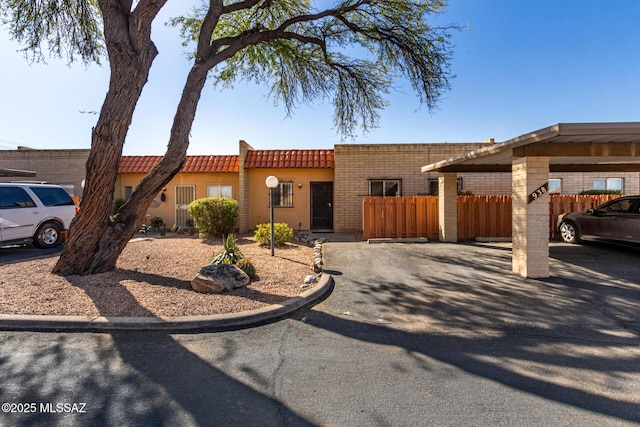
[363,195,620,241]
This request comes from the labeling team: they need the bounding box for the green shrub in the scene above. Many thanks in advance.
[150,216,164,229]
[235,258,256,280]
[579,189,622,195]
[211,234,243,265]
[254,223,294,247]
[187,197,238,238]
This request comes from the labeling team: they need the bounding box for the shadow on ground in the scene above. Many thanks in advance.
[317,241,640,423]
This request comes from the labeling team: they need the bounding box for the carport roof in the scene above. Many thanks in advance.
[421,122,640,173]
[0,168,36,177]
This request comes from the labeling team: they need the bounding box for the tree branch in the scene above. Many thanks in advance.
[221,0,263,14]
[197,0,223,59]
[277,1,371,31]
[129,0,167,53]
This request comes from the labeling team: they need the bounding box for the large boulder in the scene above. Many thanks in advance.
[191,264,250,293]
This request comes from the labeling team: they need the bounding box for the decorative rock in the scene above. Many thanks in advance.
[191,264,250,293]
[312,241,324,273]
[303,275,317,284]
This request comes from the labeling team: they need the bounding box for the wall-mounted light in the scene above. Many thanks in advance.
[160,187,167,202]
[297,183,303,189]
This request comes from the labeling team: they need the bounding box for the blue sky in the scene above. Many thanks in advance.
[1,0,639,155]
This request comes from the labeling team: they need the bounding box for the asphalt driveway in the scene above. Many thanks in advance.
[1,240,639,426]
[0,243,63,265]
[319,240,640,336]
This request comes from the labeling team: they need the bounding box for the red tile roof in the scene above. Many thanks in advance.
[119,155,239,174]
[244,150,334,169]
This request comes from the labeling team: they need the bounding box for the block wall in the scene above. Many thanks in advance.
[0,149,90,196]
[333,143,495,232]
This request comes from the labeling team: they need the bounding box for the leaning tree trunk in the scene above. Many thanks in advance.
[52,0,166,275]
[53,0,220,275]
[53,59,210,275]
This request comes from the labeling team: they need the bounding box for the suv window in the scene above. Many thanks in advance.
[0,187,37,209]
[29,186,75,207]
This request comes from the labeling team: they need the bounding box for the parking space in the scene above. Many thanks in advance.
[321,240,640,335]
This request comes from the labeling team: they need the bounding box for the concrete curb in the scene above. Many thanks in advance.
[0,275,334,333]
[367,238,429,244]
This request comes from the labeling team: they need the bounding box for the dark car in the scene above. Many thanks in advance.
[557,196,640,244]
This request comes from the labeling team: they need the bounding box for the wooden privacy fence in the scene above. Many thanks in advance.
[363,195,621,241]
[457,195,511,240]
[362,196,439,240]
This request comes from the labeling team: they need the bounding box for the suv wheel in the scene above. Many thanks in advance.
[559,221,580,244]
[34,222,62,248]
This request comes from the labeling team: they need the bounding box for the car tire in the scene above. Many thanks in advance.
[34,222,62,248]
[559,221,580,244]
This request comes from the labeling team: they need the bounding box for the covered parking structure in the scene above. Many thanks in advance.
[0,168,36,178]
[421,122,640,278]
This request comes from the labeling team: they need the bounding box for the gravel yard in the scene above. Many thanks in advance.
[0,235,318,317]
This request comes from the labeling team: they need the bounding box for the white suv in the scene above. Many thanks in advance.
[0,183,77,248]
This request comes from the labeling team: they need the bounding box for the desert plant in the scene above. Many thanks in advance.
[235,258,256,280]
[150,216,164,229]
[188,197,238,238]
[254,223,294,247]
[211,234,243,265]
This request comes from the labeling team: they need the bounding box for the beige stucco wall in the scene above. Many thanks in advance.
[0,148,89,196]
[117,172,239,227]
[333,143,492,232]
[246,168,334,232]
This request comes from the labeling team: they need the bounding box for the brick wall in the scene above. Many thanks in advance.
[551,172,640,195]
[0,148,89,196]
[238,140,254,233]
[333,143,494,232]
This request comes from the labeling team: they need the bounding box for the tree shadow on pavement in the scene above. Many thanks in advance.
[302,311,640,423]
[0,331,314,426]
[315,241,640,423]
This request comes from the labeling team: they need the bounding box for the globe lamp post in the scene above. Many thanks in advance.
[265,176,279,256]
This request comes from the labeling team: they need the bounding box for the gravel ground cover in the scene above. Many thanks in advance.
[0,235,317,317]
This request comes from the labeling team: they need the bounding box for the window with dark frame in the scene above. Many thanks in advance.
[273,182,294,207]
[368,179,401,197]
[426,177,464,195]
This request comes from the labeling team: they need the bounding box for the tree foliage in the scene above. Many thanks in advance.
[0,0,457,276]
[170,0,455,136]
[0,0,103,64]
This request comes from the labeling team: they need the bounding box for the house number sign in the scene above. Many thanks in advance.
[528,182,548,204]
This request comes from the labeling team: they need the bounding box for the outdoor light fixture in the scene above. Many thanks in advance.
[297,183,303,189]
[265,175,279,256]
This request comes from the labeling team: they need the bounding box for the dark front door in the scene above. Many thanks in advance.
[311,182,333,230]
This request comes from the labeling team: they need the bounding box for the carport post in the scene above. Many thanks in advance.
[512,157,550,278]
[438,173,458,242]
